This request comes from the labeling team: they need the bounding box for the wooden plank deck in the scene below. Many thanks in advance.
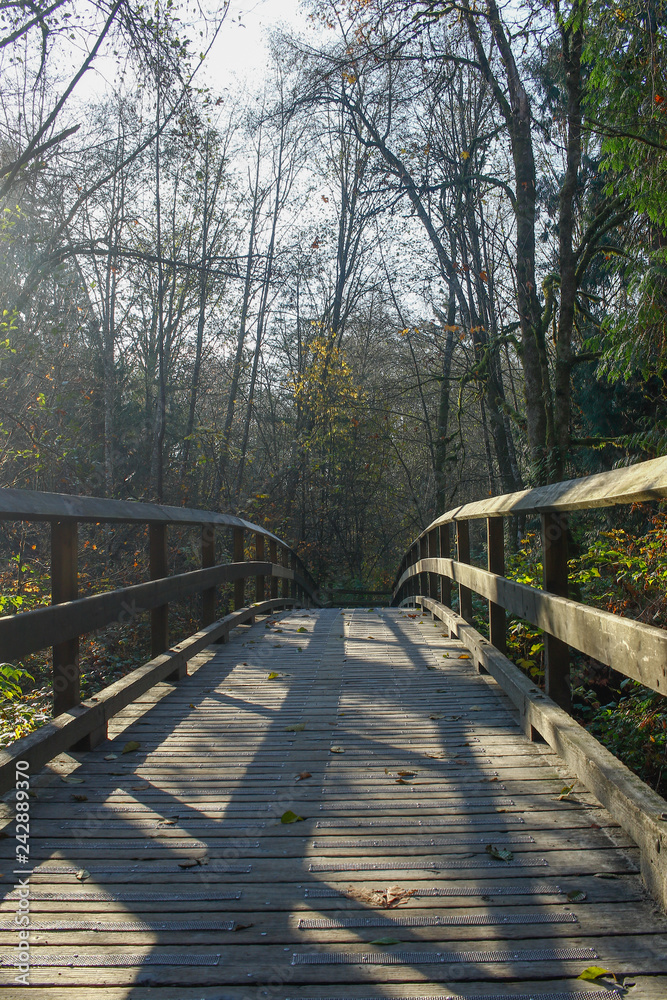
[2,607,667,999]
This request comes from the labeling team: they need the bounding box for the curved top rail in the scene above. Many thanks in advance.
[0,487,286,545]
[426,455,667,534]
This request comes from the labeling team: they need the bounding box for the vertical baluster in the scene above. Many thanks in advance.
[150,523,168,656]
[439,523,452,610]
[541,512,570,711]
[291,551,297,601]
[151,523,182,679]
[487,517,506,654]
[419,535,428,605]
[201,525,216,627]
[282,546,289,599]
[270,539,278,599]
[233,527,244,610]
[411,543,418,604]
[51,521,79,716]
[456,520,473,623]
[428,528,438,603]
[255,532,265,605]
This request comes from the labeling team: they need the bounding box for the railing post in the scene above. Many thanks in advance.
[456,519,473,623]
[270,539,278,599]
[439,523,452,610]
[290,551,297,601]
[281,546,289,600]
[419,534,428,609]
[150,522,184,680]
[255,532,265,604]
[51,521,79,716]
[201,524,216,627]
[417,535,428,611]
[428,528,438,603]
[487,517,506,654]
[233,526,245,610]
[541,512,571,711]
[150,523,168,657]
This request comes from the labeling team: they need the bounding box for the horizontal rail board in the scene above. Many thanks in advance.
[0,561,314,661]
[0,487,277,532]
[409,594,667,912]
[430,455,667,526]
[398,558,667,695]
[0,598,299,794]
[0,488,318,600]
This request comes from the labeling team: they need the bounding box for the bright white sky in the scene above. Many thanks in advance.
[205,0,310,87]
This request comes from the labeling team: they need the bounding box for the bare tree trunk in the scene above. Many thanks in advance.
[215,135,265,502]
[150,56,166,502]
[554,2,585,479]
[182,134,212,491]
[181,129,230,496]
[433,292,457,514]
[463,0,553,479]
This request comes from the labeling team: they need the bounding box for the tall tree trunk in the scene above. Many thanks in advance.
[215,137,264,502]
[554,2,585,478]
[433,293,457,514]
[182,133,212,494]
[463,0,554,479]
[150,55,166,503]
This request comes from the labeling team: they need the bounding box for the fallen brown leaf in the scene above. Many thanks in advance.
[345,884,416,908]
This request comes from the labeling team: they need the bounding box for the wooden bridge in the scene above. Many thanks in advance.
[1,459,667,998]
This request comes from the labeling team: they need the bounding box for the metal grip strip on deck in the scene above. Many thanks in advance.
[0,919,237,931]
[320,781,495,793]
[308,857,548,872]
[0,953,222,967]
[34,838,260,849]
[291,946,598,964]
[4,890,242,902]
[303,884,563,898]
[33,862,252,874]
[297,913,578,928]
[310,834,534,848]
[318,798,515,810]
[315,815,525,827]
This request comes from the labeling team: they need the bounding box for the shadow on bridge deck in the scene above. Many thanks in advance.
[1,608,667,999]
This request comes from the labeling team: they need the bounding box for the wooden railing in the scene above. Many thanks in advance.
[393,456,667,708]
[0,488,317,770]
[392,455,667,907]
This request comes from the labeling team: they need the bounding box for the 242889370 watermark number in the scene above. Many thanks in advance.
[13,760,32,986]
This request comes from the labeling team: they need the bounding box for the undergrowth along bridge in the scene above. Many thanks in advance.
[0,458,666,998]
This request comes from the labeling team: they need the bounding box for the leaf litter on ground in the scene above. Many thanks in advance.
[345,885,416,908]
[485,844,514,862]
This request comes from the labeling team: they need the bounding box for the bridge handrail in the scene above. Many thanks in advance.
[423,454,667,526]
[0,486,318,720]
[392,456,667,708]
